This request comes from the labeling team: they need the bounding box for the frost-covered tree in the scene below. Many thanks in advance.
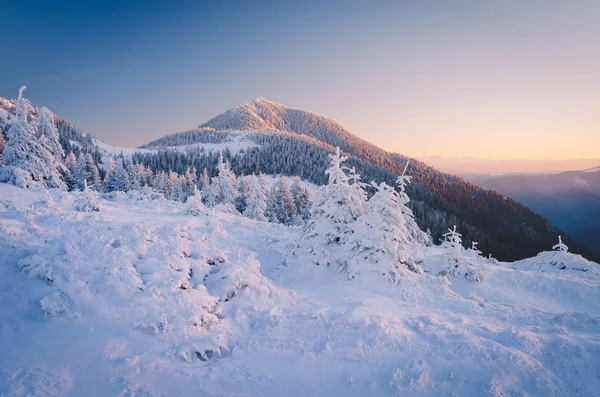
[470,241,482,256]
[0,129,6,163]
[63,152,78,190]
[0,86,66,189]
[442,225,463,257]
[74,152,101,191]
[182,167,197,200]
[290,176,311,221]
[346,181,422,281]
[200,167,210,191]
[552,235,568,253]
[292,147,367,267]
[171,176,184,202]
[186,185,209,216]
[104,158,129,192]
[74,180,101,212]
[236,174,252,213]
[268,177,296,224]
[243,174,268,221]
[204,152,237,208]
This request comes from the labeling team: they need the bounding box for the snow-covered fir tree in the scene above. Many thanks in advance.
[0,86,66,189]
[292,147,367,267]
[170,176,184,202]
[0,128,6,163]
[290,176,311,221]
[74,180,101,212]
[442,225,463,256]
[267,176,296,225]
[186,185,209,216]
[243,174,268,221]
[104,158,130,192]
[236,174,252,213]
[63,152,78,190]
[200,167,210,192]
[553,235,568,253]
[346,181,423,281]
[74,152,101,191]
[204,152,237,208]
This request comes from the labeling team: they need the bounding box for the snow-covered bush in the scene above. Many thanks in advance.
[40,292,76,319]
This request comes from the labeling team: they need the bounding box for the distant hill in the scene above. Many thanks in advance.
[470,167,600,258]
[418,155,600,176]
[138,98,597,262]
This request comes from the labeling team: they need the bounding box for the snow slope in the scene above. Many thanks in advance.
[1,183,600,396]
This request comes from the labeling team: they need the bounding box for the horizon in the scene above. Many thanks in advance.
[2,1,599,161]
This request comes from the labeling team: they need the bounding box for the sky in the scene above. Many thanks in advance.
[1,0,599,160]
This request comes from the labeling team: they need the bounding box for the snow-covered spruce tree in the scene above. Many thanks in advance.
[290,176,312,221]
[552,235,568,253]
[267,177,296,224]
[0,86,66,189]
[292,147,367,267]
[345,181,423,281]
[64,152,78,190]
[171,176,184,202]
[442,225,463,257]
[243,174,268,221]
[74,152,101,191]
[103,158,130,192]
[0,128,5,164]
[204,152,238,208]
[439,225,484,282]
[396,161,429,244]
[186,185,209,216]
[74,180,101,212]
[182,167,197,200]
[236,174,252,213]
[200,167,210,192]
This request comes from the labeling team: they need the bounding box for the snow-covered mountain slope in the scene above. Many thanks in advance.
[1,183,599,396]
[137,98,598,263]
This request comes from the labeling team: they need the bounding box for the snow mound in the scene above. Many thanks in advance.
[512,250,600,275]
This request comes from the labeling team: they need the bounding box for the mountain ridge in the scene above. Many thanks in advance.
[138,98,598,262]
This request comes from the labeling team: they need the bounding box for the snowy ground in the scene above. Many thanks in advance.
[1,183,599,397]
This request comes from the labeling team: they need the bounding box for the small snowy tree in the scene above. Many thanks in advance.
[74,180,101,212]
[346,181,422,281]
[104,158,129,192]
[470,241,482,256]
[204,152,237,208]
[243,174,268,221]
[0,129,5,163]
[292,147,367,267]
[236,174,252,213]
[396,161,428,244]
[291,176,312,221]
[171,176,184,202]
[74,152,101,191]
[442,226,463,255]
[552,235,568,253]
[186,185,209,216]
[63,152,78,190]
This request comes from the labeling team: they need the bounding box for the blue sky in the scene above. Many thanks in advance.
[1,1,599,159]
